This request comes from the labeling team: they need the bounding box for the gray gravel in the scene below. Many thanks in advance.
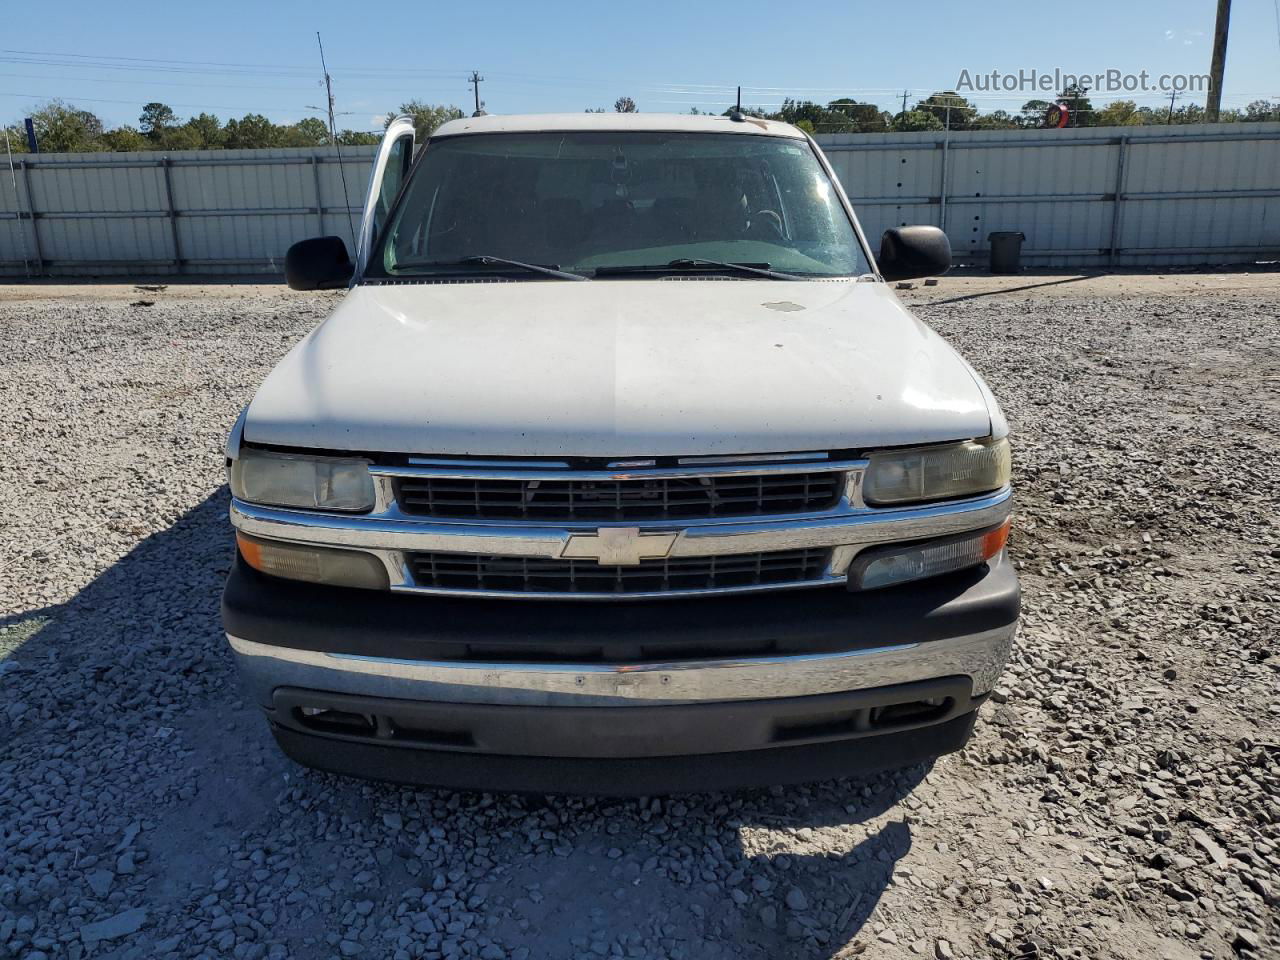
[1,275,1277,960]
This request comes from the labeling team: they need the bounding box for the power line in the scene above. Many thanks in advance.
[0,69,318,93]
[1,47,322,69]
[0,50,610,86]
[1,91,337,114]
[0,48,612,85]
[0,48,468,77]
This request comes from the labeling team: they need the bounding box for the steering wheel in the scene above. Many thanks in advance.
[749,209,785,239]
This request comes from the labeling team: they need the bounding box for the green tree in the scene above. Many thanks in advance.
[1130,102,1204,125]
[827,99,891,132]
[223,113,280,149]
[336,129,380,146]
[2,124,30,154]
[139,102,177,140]
[614,96,638,113]
[914,91,976,130]
[1093,100,1143,127]
[1242,99,1280,121]
[970,110,1019,130]
[101,126,149,152]
[387,101,464,141]
[160,125,204,150]
[764,99,857,133]
[183,113,225,149]
[1018,99,1053,128]
[1171,103,1208,124]
[771,99,837,130]
[893,109,944,132]
[27,100,105,152]
[715,96,891,132]
[280,117,331,147]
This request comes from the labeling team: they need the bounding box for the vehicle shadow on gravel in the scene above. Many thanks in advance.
[468,773,926,958]
[1,488,931,960]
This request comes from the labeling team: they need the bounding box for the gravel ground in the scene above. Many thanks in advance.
[1,272,1277,960]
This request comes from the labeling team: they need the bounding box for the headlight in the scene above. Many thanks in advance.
[230,447,375,512]
[237,533,389,590]
[849,519,1010,591]
[863,437,1010,506]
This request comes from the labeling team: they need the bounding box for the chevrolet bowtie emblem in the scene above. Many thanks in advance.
[561,527,679,566]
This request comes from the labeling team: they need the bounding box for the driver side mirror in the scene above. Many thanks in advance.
[284,236,354,291]
[877,226,951,282]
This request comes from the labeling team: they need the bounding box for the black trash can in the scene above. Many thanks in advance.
[988,231,1026,274]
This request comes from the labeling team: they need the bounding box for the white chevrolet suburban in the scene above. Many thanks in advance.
[222,113,1018,793]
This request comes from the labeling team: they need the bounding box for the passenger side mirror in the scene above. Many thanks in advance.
[284,236,354,291]
[877,226,951,282]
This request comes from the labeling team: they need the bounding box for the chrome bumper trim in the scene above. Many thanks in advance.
[228,624,1015,708]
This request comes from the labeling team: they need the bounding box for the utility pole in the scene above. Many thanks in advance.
[468,71,485,117]
[901,90,909,116]
[1206,0,1231,121]
[1166,89,1181,124]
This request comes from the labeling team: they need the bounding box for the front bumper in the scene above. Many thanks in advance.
[222,552,1018,792]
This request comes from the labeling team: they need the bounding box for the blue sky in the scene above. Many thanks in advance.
[3,0,1278,130]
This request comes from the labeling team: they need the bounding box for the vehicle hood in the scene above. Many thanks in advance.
[244,280,994,458]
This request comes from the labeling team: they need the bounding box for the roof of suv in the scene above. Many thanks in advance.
[430,112,807,139]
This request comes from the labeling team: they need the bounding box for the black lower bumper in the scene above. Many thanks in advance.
[272,707,979,795]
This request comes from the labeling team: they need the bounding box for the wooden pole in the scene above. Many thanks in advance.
[1206,0,1231,121]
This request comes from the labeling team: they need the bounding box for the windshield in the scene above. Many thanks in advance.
[369,131,870,279]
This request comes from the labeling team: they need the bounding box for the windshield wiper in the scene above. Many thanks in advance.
[393,255,590,281]
[595,259,804,280]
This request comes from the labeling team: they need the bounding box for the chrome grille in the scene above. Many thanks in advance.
[407,549,830,595]
[395,472,842,521]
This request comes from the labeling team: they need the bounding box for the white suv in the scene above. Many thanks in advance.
[222,112,1018,793]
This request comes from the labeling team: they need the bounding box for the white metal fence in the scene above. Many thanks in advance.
[821,122,1280,268]
[2,123,1278,277]
[0,145,377,277]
